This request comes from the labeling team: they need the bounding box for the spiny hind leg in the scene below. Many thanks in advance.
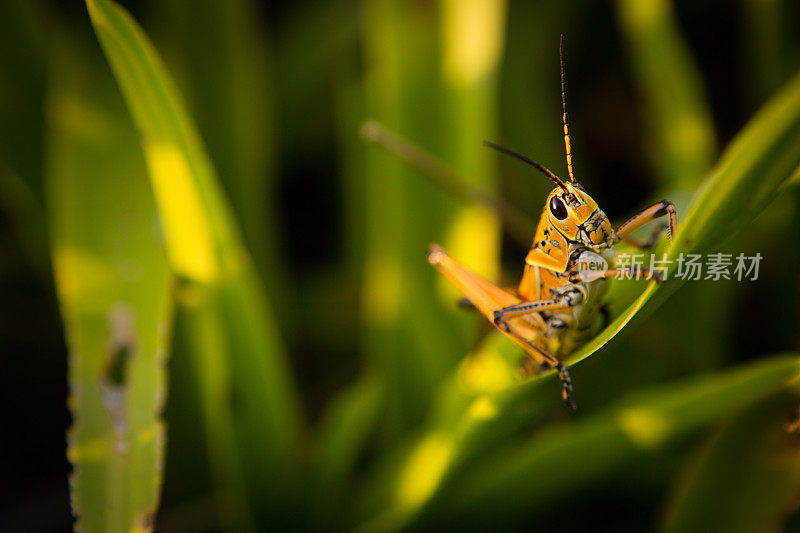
[498,321,575,409]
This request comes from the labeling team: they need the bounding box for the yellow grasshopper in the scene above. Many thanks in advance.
[428,37,677,409]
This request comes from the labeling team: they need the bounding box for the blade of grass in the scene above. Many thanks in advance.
[661,391,800,533]
[0,0,49,278]
[332,0,507,485]
[360,0,507,443]
[351,333,533,529]
[85,0,302,528]
[45,37,173,532]
[0,0,46,199]
[437,0,507,280]
[146,0,287,310]
[303,54,383,525]
[741,0,784,109]
[617,0,717,189]
[406,355,800,530]
[360,0,461,440]
[611,0,732,384]
[360,120,535,246]
[306,374,384,529]
[0,165,50,282]
[146,5,281,504]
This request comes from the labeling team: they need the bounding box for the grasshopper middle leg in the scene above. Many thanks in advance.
[492,290,582,327]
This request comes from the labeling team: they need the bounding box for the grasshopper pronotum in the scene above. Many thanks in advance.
[428,37,677,409]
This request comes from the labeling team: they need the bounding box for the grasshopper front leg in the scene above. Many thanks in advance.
[615,200,677,244]
[568,266,665,283]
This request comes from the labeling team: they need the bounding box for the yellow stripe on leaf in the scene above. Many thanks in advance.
[143,141,219,282]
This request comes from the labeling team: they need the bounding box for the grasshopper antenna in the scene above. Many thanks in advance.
[560,34,576,182]
[483,140,568,191]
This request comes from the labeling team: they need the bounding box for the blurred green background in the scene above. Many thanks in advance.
[1,0,800,531]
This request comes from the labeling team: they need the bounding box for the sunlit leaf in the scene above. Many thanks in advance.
[85,0,302,528]
[408,355,800,529]
[45,37,173,532]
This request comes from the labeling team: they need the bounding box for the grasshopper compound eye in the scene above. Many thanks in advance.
[550,196,568,220]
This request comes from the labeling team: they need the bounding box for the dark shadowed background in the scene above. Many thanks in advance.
[1,0,799,531]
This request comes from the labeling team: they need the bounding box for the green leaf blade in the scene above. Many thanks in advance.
[85,0,303,527]
[662,392,800,533]
[617,0,717,189]
[46,38,173,532]
[412,355,800,529]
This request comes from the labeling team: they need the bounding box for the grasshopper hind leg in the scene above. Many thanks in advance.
[428,244,575,408]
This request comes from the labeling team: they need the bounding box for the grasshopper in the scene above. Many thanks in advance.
[428,37,677,409]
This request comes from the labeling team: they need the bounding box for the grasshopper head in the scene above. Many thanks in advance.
[482,141,615,247]
[545,183,614,247]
